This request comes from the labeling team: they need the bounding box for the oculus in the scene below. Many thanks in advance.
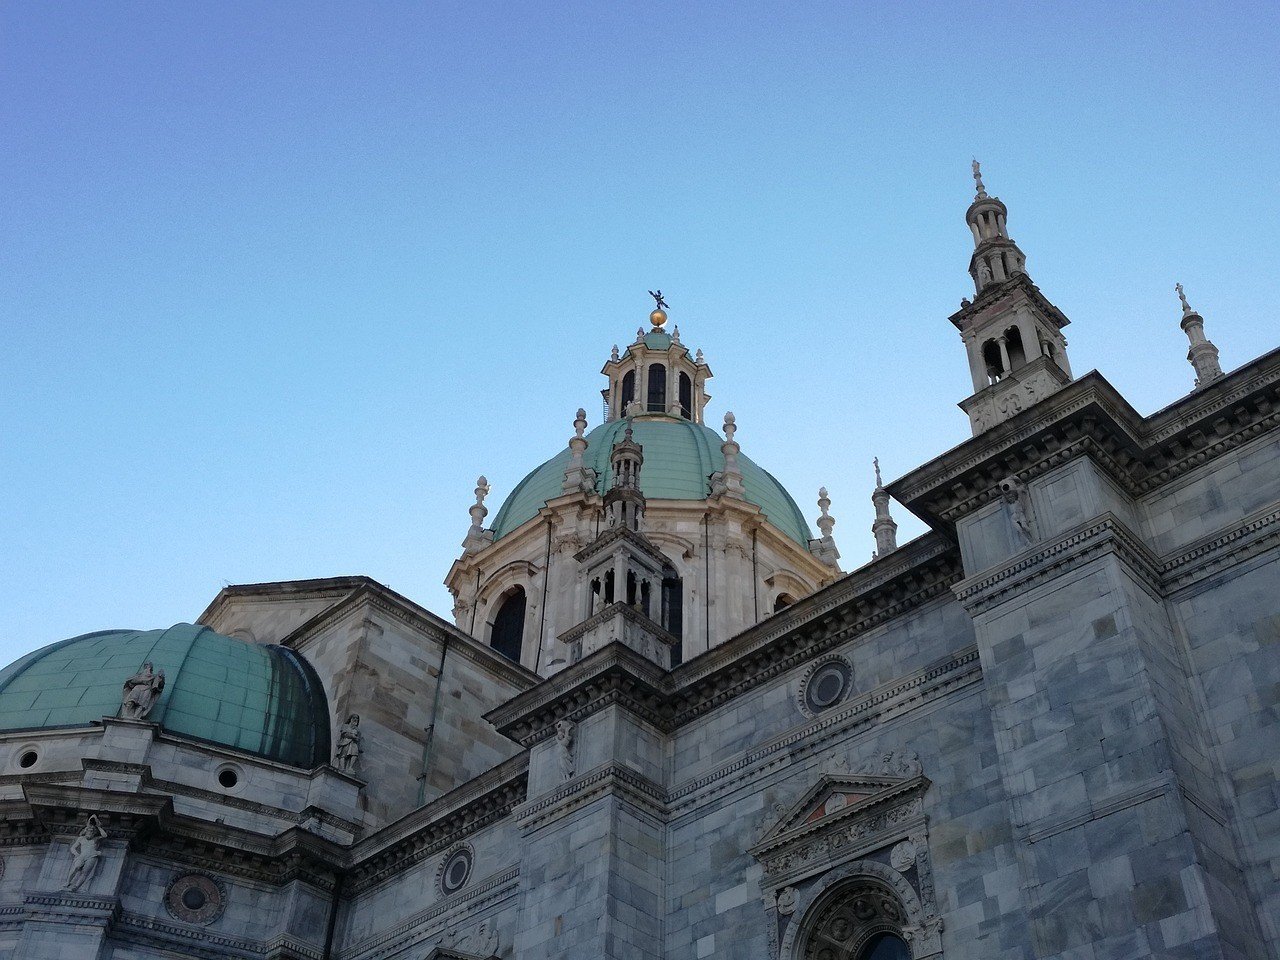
[438,844,474,896]
[799,656,853,716]
[164,872,226,926]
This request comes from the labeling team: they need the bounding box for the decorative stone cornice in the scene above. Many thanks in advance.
[341,866,519,960]
[954,507,1280,614]
[890,347,1280,533]
[1161,504,1280,594]
[485,644,670,746]
[114,909,299,960]
[277,581,538,689]
[345,754,528,896]
[667,647,980,813]
[489,535,964,743]
[947,273,1069,331]
[22,891,120,928]
[515,761,667,833]
[953,513,1162,615]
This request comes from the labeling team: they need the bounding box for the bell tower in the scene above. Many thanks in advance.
[951,162,1074,435]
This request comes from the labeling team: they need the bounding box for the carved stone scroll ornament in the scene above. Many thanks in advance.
[65,815,107,892]
[120,662,165,720]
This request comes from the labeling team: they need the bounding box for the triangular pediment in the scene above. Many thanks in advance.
[759,774,902,846]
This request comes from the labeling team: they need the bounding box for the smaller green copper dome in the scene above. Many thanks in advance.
[0,624,330,768]
[491,416,813,545]
[642,331,673,350]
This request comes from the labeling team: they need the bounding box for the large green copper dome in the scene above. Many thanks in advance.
[0,624,330,768]
[491,416,813,545]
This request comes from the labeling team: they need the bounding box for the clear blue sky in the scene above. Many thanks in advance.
[3,2,1278,662]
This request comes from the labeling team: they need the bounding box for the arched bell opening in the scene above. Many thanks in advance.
[796,877,911,960]
[488,585,527,664]
[981,339,1003,383]
[678,371,693,420]
[1004,325,1027,370]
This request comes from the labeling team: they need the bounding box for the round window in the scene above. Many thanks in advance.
[800,657,853,716]
[164,873,226,925]
[438,845,474,895]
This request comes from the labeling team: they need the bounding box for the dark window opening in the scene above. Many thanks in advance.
[620,370,635,411]
[857,933,912,960]
[774,594,796,612]
[490,587,527,664]
[982,339,1003,383]
[678,372,693,419]
[647,365,667,413]
[662,566,683,667]
[1005,325,1027,370]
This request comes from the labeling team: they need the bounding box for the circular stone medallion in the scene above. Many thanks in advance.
[798,656,853,717]
[437,844,474,896]
[164,873,226,925]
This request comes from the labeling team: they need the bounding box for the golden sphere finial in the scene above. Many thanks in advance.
[647,289,669,329]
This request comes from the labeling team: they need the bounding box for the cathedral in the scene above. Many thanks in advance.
[1,165,1278,960]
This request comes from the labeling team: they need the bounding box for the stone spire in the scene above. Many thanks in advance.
[462,476,493,553]
[810,487,840,569]
[952,162,1073,436]
[1176,283,1224,389]
[562,408,596,494]
[713,412,745,496]
[604,419,646,531]
[870,458,898,559]
[966,160,1029,296]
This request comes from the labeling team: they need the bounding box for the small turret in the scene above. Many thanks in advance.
[604,420,646,532]
[870,458,898,559]
[1176,283,1224,389]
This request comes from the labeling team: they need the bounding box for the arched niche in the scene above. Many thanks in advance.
[778,860,939,960]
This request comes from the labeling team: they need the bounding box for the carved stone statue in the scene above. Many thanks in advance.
[999,476,1034,546]
[335,714,361,775]
[120,662,165,720]
[554,720,575,783]
[65,815,107,892]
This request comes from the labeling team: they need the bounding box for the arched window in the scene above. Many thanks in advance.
[797,878,911,960]
[489,586,526,664]
[678,372,693,420]
[774,594,796,613]
[647,365,666,413]
[661,564,683,667]
[621,370,635,411]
